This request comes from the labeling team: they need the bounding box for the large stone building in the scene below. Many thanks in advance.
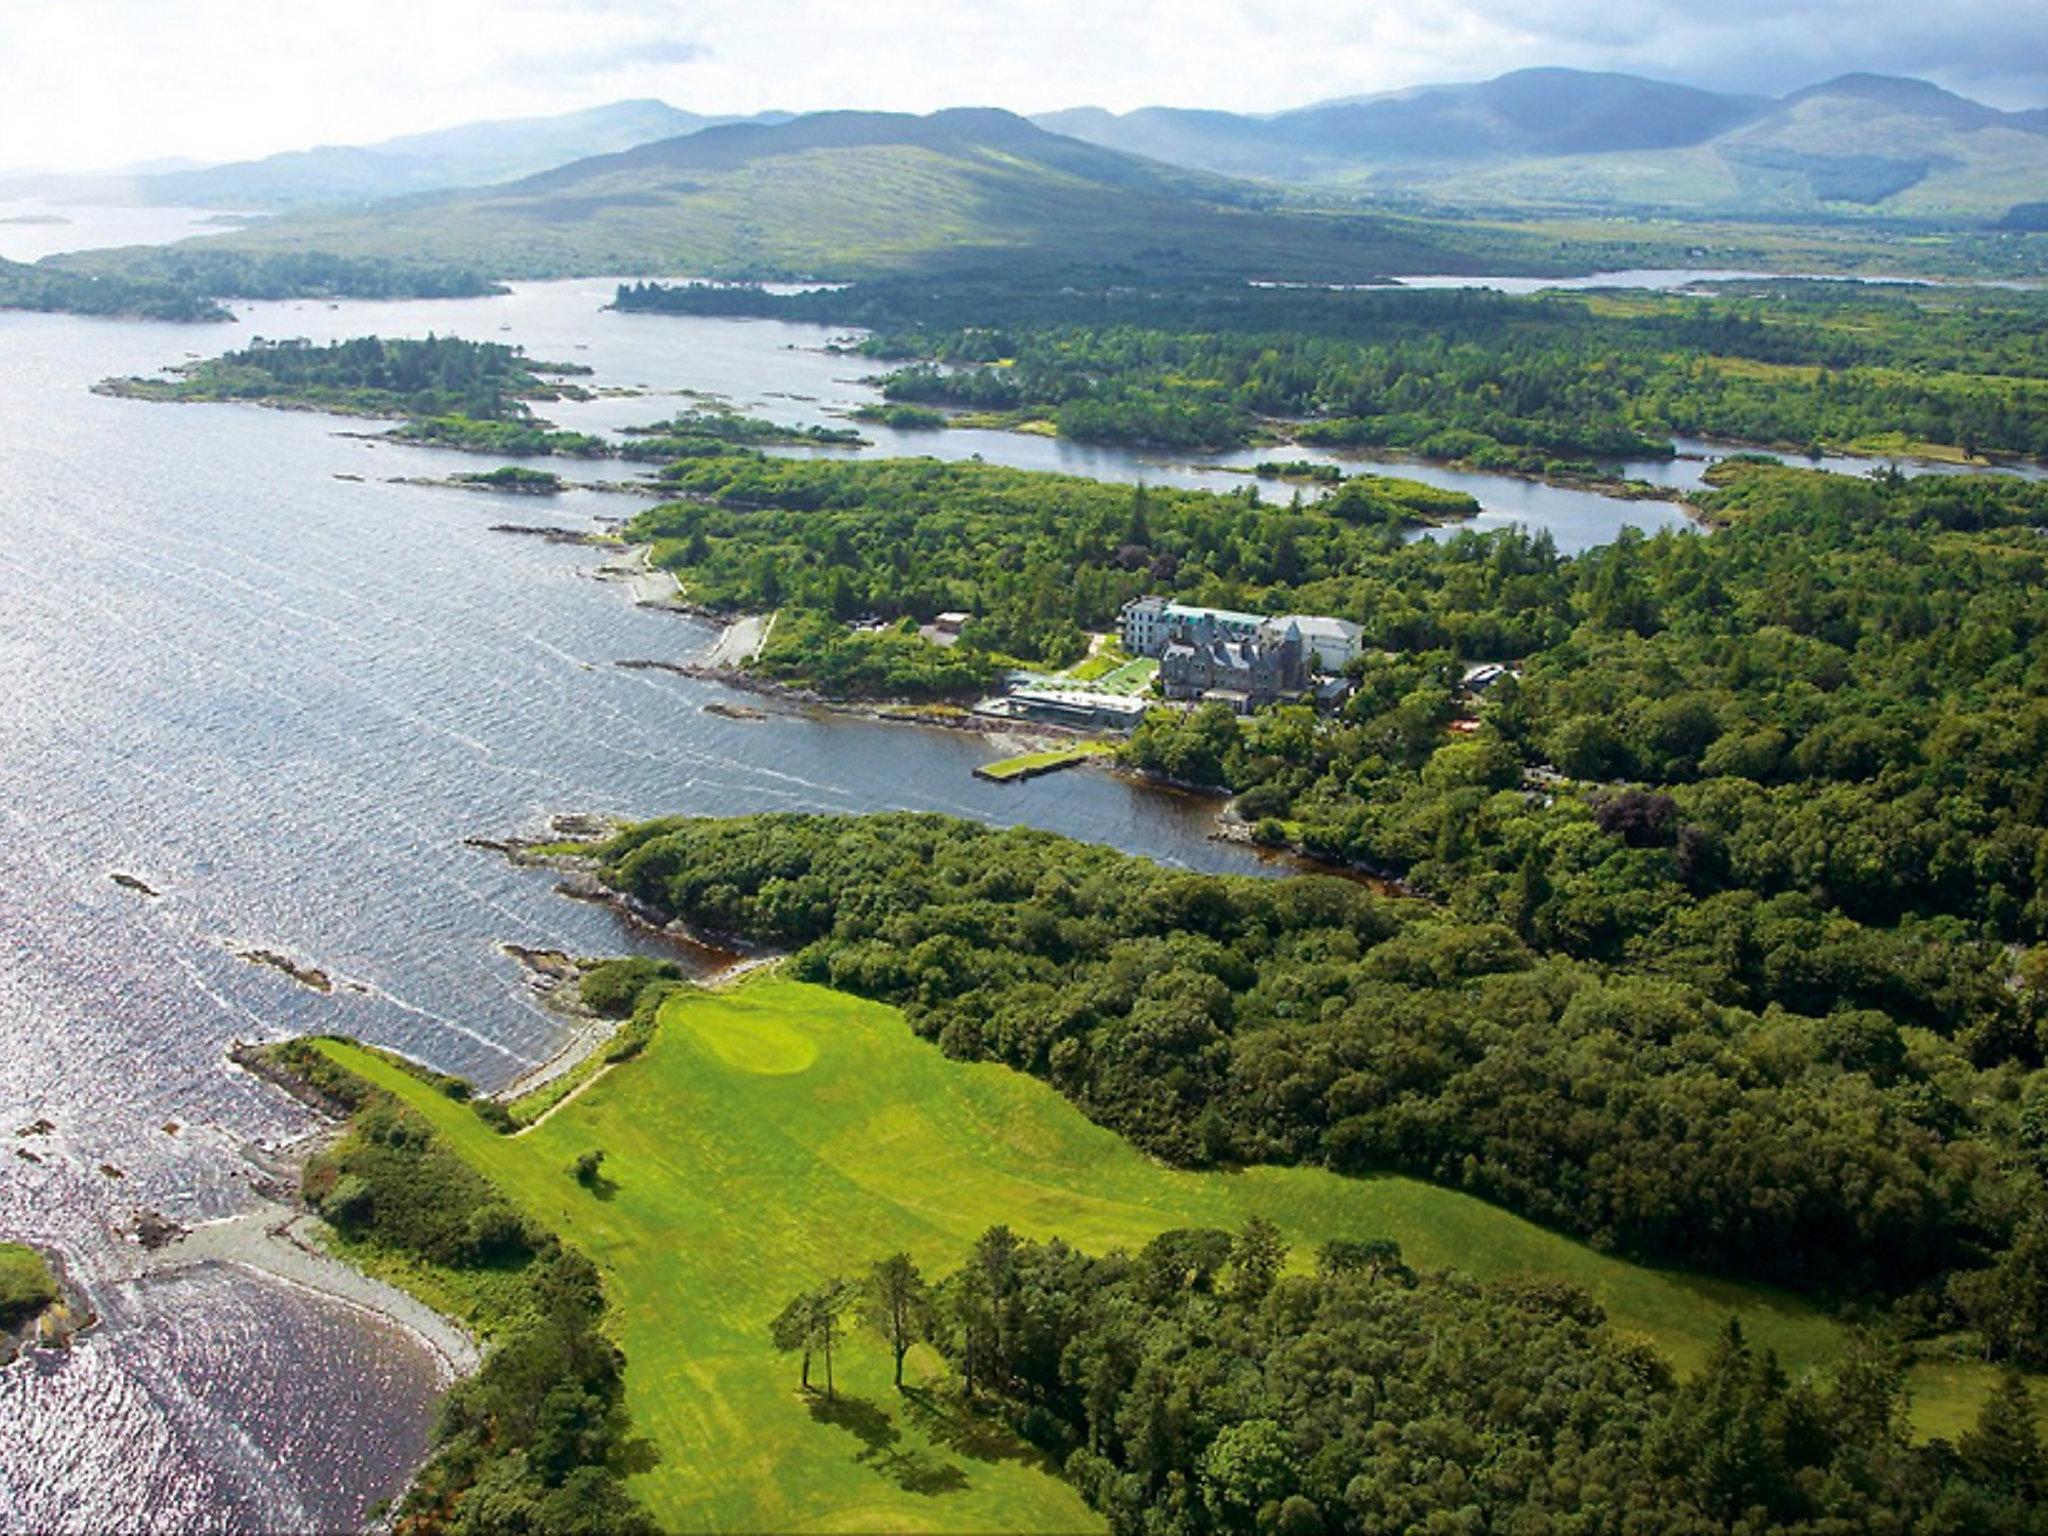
[1120,598,1363,711]
[1159,614,1305,712]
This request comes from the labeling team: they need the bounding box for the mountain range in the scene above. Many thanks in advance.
[28,67,2048,301]
[16,69,2045,232]
[1035,69,2048,219]
[172,107,1494,282]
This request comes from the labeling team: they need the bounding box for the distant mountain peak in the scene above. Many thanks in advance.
[1780,72,2009,128]
[1027,67,2048,221]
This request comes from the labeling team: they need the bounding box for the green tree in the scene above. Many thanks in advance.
[1959,1371,2045,1499]
[770,1291,817,1393]
[860,1252,934,1389]
[1199,1418,1297,1533]
[1229,1216,1286,1304]
[770,1280,855,1401]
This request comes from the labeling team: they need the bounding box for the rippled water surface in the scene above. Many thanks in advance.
[0,283,1292,1529]
[4,272,2028,1528]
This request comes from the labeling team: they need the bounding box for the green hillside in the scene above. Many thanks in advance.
[316,974,2017,1532]
[156,109,1509,283]
[1420,78,2048,218]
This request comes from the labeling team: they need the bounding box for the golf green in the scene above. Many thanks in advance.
[317,974,2010,1531]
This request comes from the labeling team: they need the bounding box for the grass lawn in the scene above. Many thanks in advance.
[319,975,2021,1532]
[974,742,1116,782]
[1062,643,1129,684]
[1088,657,1158,696]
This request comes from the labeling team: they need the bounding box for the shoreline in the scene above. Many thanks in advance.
[125,1197,481,1383]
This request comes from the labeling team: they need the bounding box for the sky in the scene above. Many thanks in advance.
[4,0,2046,173]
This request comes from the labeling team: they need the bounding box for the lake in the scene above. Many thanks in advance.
[0,265,2031,1529]
[0,287,1275,1531]
[0,202,245,263]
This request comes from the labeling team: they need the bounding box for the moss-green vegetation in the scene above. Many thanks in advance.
[2,248,499,323]
[0,1243,58,1331]
[618,408,866,450]
[914,1226,2048,1534]
[455,466,566,494]
[851,402,948,431]
[748,609,1000,700]
[0,254,230,321]
[306,973,2035,1532]
[389,416,613,458]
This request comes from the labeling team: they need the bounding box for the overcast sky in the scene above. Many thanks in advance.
[6,0,2046,172]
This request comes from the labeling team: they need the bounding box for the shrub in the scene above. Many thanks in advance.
[580,957,684,1018]
[322,1173,376,1230]
[0,1245,59,1329]
[463,1204,532,1264]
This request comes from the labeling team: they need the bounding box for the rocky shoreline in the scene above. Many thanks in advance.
[196,1063,483,1384]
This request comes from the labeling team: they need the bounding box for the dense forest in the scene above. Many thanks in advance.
[626,453,1477,688]
[911,1222,2047,1535]
[617,276,2048,467]
[585,808,2048,1363]
[0,254,230,321]
[100,335,591,421]
[1126,465,2048,948]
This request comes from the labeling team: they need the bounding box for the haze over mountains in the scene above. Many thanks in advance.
[1037,69,2048,219]
[12,67,2044,231]
[12,65,2044,228]
[1,100,789,210]
[20,63,2048,304]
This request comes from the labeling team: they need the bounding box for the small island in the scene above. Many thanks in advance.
[453,465,566,495]
[0,1240,86,1362]
[97,336,879,469]
[95,333,593,418]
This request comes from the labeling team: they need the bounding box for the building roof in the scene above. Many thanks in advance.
[1274,614,1364,641]
[1165,602,1267,628]
[1004,686,1153,719]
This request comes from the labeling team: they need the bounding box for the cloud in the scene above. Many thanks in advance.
[0,0,2042,172]
[498,33,711,82]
